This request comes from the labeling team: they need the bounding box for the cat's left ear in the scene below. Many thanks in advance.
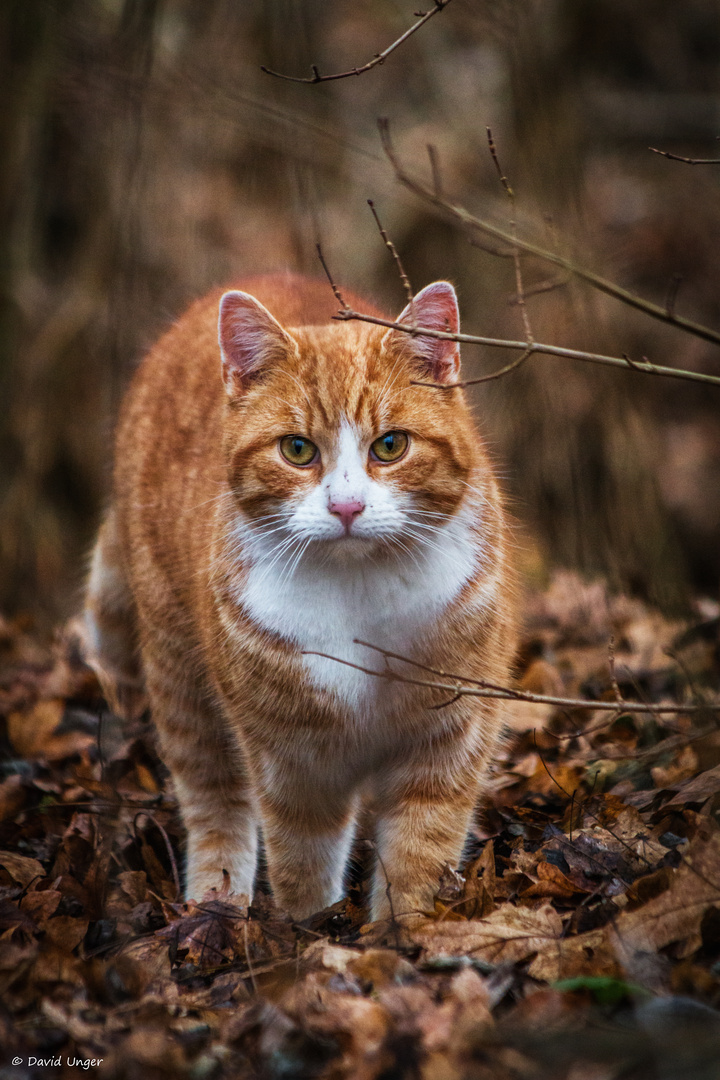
[218,291,294,395]
[386,281,460,384]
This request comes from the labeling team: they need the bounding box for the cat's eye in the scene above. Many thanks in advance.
[279,435,318,467]
[370,431,409,464]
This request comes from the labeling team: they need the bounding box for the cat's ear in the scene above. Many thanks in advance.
[386,281,460,384]
[218,291,294,395]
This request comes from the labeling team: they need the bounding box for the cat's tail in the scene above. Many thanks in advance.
[83,508,147,721]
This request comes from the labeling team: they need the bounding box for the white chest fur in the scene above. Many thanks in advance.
[237,510,485,718]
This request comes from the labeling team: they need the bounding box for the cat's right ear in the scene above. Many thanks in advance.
[218,291,293,395]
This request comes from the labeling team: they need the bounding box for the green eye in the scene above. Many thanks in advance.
[370,431,409,463]
[279,435,318,467]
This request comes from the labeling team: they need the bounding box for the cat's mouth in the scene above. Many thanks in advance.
[312,530,420,567]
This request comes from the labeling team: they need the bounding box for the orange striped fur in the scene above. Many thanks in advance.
[85,273,517,921]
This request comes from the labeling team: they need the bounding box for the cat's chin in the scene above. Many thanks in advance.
[318,534,391,564]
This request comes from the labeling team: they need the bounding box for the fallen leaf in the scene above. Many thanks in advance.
[0,850,46,889]
[409,901,564,967]
[651,745,699,788]
[0,775,27,822]
[301,940,362,975]
[520,860,583,899]
[7,699,94,760]
[666,764,720,807]
[44,916,89,952]
[527,928,620,982]
[19,889,62,928]
[611,831,720,960]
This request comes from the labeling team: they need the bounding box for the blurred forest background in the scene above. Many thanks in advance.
[1,0,720,631]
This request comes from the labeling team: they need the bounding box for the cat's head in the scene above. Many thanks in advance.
[218,282,487,563]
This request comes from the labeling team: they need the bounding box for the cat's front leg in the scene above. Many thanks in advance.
[144,656,259,904]
[256,761,360,920]
[370,752,483,923]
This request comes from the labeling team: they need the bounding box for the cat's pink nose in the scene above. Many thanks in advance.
[329,498,365,533]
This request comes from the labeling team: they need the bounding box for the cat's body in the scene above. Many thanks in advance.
[85,273,517,921]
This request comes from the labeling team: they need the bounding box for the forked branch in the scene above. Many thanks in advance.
[378,118,720,350]
[326,296,720,390]
[302,640,717,716]
[261,1,453,84]
[315,197,720,390]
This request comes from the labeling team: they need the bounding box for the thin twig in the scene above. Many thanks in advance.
[379,117,720,349]
[427,143,443,197]
[314,236,720,387]
[301,642,714,715]
[542,708,625,742]
[508,275,570,304]
[134,811,181,901]
[261,0,453,83]
[243,920,258,994]
[486,126,513,199]
[368,199,414,310]
[534,735,720,894]
[366,839,400,949]
[534,733,652,876]
[608,636,623,706]
[486,126,533,348]
[650,147,720,165]
[98,708,106,784]
[330,306,720,389]
[316,242,350,311]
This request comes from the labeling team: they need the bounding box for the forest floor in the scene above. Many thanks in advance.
[1,571,719,1080]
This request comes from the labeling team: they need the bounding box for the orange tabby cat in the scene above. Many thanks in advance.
[85,272,517,921]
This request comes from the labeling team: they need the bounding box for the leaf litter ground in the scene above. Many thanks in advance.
[1,571,719,1079]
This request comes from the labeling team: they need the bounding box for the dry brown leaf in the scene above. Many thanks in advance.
[611,830,720,961]
[19,889,62,928]
[44,916,89,952]
[409,900,564,966]
[0,850,46,889]
[666,763,720,807]
[527,928,621,982]
[504,659,567,733]
[280,979,391,1079]
[458,840,496,917]
[348,948,415,988]
[521,860,583,899]
[120,933,174,988]
[300,939,362,975]
[118,870,150,907]
[7,699,94,760]
[651,745,699,788]
[0,776,27,823]
[135,762,160,793]
[572,812,668,875]
[526,759,585,799]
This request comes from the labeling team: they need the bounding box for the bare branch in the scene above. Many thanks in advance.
[486,127,534,349]
[607,636,623,707]
[427,143,444,197]
[508,275,570,304]
[330,306,720,389]
[301,641,717,715]
[367,199,414,310]
[133,811,181,901]
[650,146,720,165]
[378,118,720,349]
[261,0,453,84]
[486,126,514,199]
[316,243,351,312]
